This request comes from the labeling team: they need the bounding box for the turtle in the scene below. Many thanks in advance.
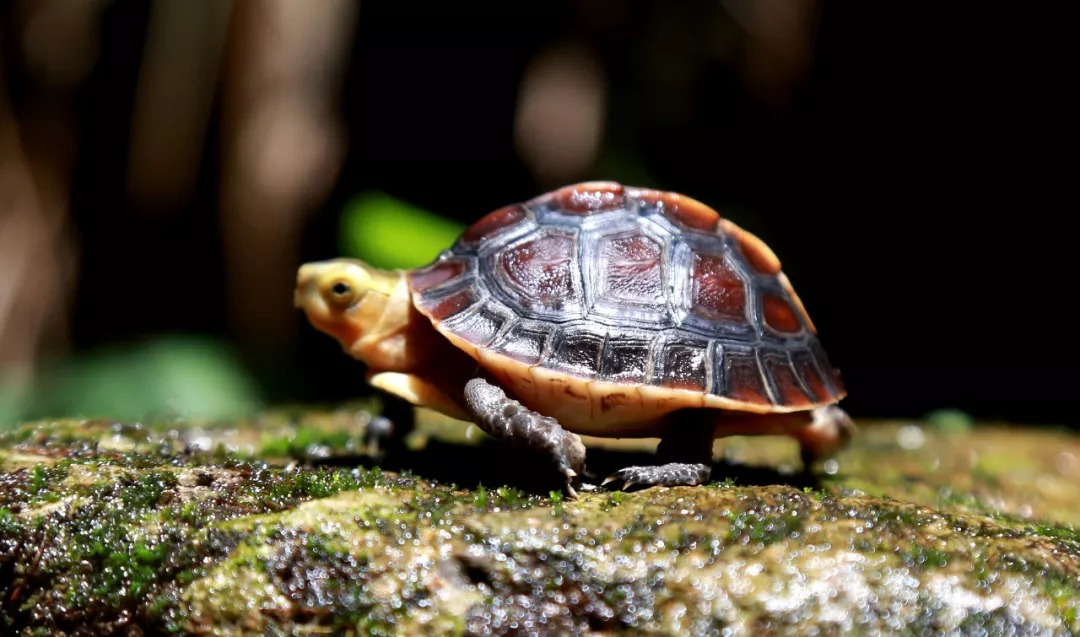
[295,181,854,494]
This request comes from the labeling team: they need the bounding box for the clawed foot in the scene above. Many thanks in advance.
[602,462,712,490]
[559,464,583,498]
[464,378,586,496]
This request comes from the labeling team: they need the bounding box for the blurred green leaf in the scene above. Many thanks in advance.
[340,191,465,269]
[0,382,26,428]
[5,335,263,425]
[925,408,975,434]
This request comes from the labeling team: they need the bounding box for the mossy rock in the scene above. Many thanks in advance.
[1,407,1079,635]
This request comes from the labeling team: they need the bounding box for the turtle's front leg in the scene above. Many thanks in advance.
[605,421,715,489]
[463,378,586,495]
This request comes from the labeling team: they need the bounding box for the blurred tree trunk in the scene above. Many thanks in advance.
[0,82,74,389]
[514,41,607,190]
[217,0,358,359]
[721,0,823,110]
[126,0,233,213]
[0,0,104,390]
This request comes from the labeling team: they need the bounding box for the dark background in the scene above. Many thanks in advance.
[1,1,1073,426]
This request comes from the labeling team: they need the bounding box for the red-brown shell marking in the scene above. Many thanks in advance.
[691,253,748,323]
[719,218,781,276]
[762,293,801,334]
[544,181,626,214]
[409,181,845,417]
[409,259,465,292]
[460,204,526,244]
[496,231,577,311]
[633,188,720,232]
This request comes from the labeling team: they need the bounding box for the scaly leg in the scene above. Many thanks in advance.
[604,404,856,488]
[366,390,416,458]
[604,418,715,489]
[708,405,856,472]
[794,405,856,470]
[463,378,586,495]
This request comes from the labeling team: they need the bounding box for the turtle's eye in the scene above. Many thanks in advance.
[326,279,356,306]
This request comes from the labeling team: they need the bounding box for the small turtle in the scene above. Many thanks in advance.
[295,182,854,494]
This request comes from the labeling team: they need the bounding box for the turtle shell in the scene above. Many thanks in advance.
[408,182,845,415]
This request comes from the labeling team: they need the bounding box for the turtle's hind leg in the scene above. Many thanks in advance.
[463,378,586,496]
[706,406,857,473]
[793,406,856,471]
[604,419,715,489]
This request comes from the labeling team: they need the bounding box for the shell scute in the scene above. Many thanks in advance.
[600,336,652,383]
[422,287,477,321]
[493,322,549,365]
[720,219,782,275]
[690,252,748,325]
[409,258,466,292]
[762,292,802,334]
[541,181,625,215]
[461,204,526,244]
[790,350,834,403]
[764,353,814,407]
[597,231,665,310]
[658,340,710,393]
[548,329,604,379]
[723,349,771,404]
[441,303,505,348]
[494,229,581,316]
[632,187,720,232]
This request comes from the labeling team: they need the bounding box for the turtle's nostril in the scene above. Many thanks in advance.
[297,264,315,288]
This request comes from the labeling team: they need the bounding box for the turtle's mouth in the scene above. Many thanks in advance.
[294,268,336,336]
[298,295,362,350]
[292,286,308,309]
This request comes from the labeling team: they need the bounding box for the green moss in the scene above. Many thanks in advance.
[607,490,628,509]
[272,466,389,500]
[1042,571,1080,625]
[4,412,1080,634]
[897,542,950,570]
[549,490,564,516]
[1027,522,1080,545]
[259,426,359,458]
[709,476,737,488]
[0,444,424,632]
[30,465,46,493]
[495,486,520,508]
[120,470,177,509]
[719,491,810,547]
[473,484,488,511]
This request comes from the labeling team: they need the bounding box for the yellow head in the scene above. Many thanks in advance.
[294,259,405,360]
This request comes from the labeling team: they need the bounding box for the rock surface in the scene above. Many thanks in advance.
[1,405,1079,635]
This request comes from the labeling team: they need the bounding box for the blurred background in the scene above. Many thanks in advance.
[0,1,1073,427]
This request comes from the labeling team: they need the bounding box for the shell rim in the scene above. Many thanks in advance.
[409,287,846,414]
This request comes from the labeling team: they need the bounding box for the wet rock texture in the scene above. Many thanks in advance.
[1,409,1079,635]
